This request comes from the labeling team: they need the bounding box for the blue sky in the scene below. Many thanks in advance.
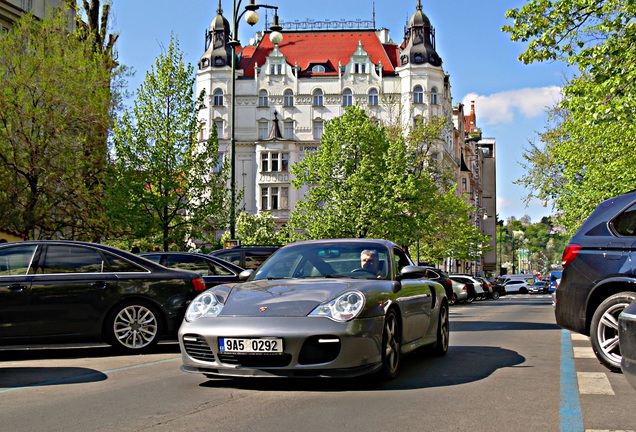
[109,0,568,223]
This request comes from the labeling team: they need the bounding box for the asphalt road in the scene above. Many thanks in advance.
[1,295,634,432]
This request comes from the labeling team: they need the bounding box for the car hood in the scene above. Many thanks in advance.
[219,278,372,317]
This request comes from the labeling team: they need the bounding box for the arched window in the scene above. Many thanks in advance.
[312,65,326,73]
[342,88,353,107]
[368,88,378,106]
[283,89,294,107]
[213,88,224,106]
[413,85,423,104]
[313,89,324,107]
[430,87,438,105]
[258,89,269,107]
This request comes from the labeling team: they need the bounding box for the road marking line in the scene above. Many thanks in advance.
[577,372,615,395]
[573,346,596,358]
[561,329,584,432]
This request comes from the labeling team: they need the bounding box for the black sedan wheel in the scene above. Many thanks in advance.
[491,291,500,300]
[106,301,163,352]
[432,302,449,356]
[590,291,636,371]
[379,309,401,379]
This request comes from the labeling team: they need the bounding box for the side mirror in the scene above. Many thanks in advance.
[239,269,254,281]
[399,265,427,280]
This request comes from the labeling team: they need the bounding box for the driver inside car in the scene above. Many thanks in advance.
[360,250,383,278]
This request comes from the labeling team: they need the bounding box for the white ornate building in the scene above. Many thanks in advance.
[196,0,456,224]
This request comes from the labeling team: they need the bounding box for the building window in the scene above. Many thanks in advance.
[413,85,423,104]
[342,89,353,107]
[431,87,438,105]
[313,120,324,140]
[283,89,294,107]
[355,63,366,74]
[258,121,269,140]
[258,90,269,107]
[283,121,294,140]
[261,152,290,172]
[313,89,324,107]
[21,0,33,11]
[461,178,467,193]
[261,186,289,210]
[270,63,283,75]
[368,88,378,106]
[213,153,225,173]
[312,65,325,73]
[214,119,224,138]
[213,88,224,106]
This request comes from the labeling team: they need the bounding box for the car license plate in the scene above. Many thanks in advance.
[219,337,283,354]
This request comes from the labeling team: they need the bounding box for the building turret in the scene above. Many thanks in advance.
[199,0,233,69]
[400,0,442,66]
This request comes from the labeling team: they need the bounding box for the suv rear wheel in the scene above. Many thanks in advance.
[590,291,636,371]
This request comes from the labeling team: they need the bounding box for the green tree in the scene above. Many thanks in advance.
[108,36,230,251]
[0,8,112,239]
[503,0,636,233]
[225,212,284,246]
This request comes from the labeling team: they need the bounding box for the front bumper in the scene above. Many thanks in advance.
[178,315,385,378]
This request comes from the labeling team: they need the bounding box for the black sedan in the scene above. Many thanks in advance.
[140,251,245,289]
[179,239,449,380]
[0,240,206,352]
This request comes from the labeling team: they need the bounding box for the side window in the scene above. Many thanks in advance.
[393,247,411,275]
[0,245,38,275]
[165,255,210,275]
[104,252,146,272]
[41,245,104,273]
[209,261,234,275]
[612,203,636,235]
[244,251,273,270]
[214,251,242,267]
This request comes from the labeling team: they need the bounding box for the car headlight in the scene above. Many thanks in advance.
[185,292,224,321]
[309,291,365,322]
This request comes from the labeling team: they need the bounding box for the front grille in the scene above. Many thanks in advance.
[182,334,215,363]
[217,353,292,367]
[298,335,341,365]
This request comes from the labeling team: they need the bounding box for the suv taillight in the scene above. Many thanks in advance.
[561,243,582,268]
[192,277,207,292]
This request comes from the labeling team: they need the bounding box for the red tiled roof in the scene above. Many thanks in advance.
[240,30,398,77]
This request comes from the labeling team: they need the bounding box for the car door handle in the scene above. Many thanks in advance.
[6,284,27,292]
[92,281,108,289]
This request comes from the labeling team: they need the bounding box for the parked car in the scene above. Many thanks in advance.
[140,251,244,289]
[619,301,636,390]
[0,240,206,352]
[420,266,455,304]
[501,279,533,294]
[474,276,498,299]
[449,278,469,304]
[449,275,484,302]
[529,280,549,294]
[179,238,449,379]
[555,190,636,371]
[209,245,280,270]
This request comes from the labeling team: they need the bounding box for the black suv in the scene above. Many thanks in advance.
[555,190,636,371]
[209,245,280,270]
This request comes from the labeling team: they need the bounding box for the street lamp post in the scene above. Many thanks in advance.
[228,0,283,239]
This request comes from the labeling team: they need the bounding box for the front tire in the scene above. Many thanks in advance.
[491,291,500,300]
[590,291,636,371]
[105,300,163,352]
[379,309,401,380]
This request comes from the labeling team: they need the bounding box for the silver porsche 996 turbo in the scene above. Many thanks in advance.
[178,238,449,380]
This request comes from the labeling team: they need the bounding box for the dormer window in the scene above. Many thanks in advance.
[269,63,283,75]
[312,65,326,73]
[354,63,367,74]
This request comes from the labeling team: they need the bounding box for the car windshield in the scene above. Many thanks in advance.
[252,242,390,280]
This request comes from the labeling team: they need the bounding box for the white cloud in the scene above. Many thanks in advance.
[462,86,562,126]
